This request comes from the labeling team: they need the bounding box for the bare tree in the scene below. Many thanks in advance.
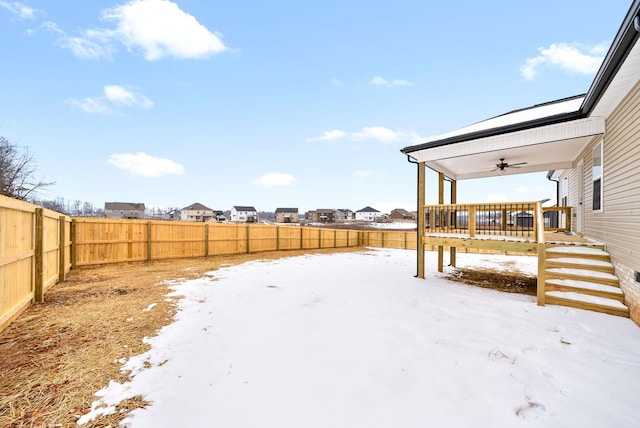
[0,137,54,201]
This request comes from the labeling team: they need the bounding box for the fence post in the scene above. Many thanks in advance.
[300,227,304,250]
[58,215,66,282]
[246,224,251,253]
[334,230,337,248]
[146,221,152,261]
[71,219,77,269]
[34,208,44,303]
[276,225,280,251]
[205,223,209,257]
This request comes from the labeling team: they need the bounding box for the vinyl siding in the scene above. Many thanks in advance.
[583,80,640,321]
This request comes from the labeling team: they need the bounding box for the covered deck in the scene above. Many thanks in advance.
[417,192,588,301]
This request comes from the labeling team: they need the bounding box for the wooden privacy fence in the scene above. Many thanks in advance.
[1,206,419,332]
[0,196,71,332]
[71,219,417,266]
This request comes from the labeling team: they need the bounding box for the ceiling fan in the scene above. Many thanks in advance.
[493,158,528,171]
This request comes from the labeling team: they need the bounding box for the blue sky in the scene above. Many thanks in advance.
[0,0,632,214]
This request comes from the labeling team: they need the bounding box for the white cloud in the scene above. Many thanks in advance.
[60,35,114,60]
[65,97,113,115]
[252,172,296,187]
[330,78,342,86]
[371,76,413,87]
[102,0,228,60]
[42,21,114,60]
[104,85,154,108]
[108,152,185,177]
[0,1,36,19]
[67,85,153,114]
[521,42,607,80]
[352,126,399,143]
[307,129,347,142]
[42,0,228,61]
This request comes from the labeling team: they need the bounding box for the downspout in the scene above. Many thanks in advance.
[546,170,560,207]
[406,155,420,277]
[547,170,560,229]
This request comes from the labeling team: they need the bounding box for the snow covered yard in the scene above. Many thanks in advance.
[80,249,640,427]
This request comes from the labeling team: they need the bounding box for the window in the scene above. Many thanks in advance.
[561,177,568,207]
[592,141,603,211]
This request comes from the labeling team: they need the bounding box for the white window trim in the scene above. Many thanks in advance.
[592,139,604,212]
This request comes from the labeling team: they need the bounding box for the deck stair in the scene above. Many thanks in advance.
[543,245,629,317]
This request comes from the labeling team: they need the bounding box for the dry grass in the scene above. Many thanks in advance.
[0,247,364,428]
[446,263,537,296]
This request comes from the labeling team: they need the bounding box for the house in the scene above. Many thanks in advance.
[231,206,258,223]
[180,203,215,222]
[335,209,354,221]
[275,208,299,223]
[389,208,416,221]
[213,211,227,222]
[400,1,640,324]
[104,202,145,219]
[355,206,380,222]
[305,210,317,222]
[316,209,335,223]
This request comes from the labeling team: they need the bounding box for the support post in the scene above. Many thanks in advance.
[437,172,444,272]
[34,208,44,303]
[417,162,426,278]
[537,243,546,306]
[450,178,457,267]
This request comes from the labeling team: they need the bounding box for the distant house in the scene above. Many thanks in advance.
[389,208,415,221]
[305,210,317,222]
[213,211,227,222]
[104,202,145,219]
[275,208,299,223]
[180,203,215,222]
[335,209,354,221]
[317,209,335,223]
[355,206,380,222]
[231,206,258,223]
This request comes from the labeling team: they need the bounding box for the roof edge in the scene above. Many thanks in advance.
[401,110,585,154]
[581,0,640,114]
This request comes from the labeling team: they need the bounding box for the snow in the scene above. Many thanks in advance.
[546,257,613,267]
[546,279,624,295]
[546,268,618,280]
[369,222,417,230]
[546,246,608,256]
[77,249,640,427]
[405,96,584,147]
[546,291,628,309]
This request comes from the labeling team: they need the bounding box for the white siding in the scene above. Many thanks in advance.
[580,81,640,322]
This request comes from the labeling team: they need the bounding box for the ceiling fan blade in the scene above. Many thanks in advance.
[508,162,528,167]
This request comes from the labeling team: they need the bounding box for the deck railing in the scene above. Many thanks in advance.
[423,202,571,239]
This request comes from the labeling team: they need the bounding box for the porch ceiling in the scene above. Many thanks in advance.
[410,116,605,180]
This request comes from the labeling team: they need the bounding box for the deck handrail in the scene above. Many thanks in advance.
[422,201,558,240]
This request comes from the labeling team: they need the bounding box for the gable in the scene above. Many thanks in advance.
[104,202,145,211]
[182,202,212,211]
